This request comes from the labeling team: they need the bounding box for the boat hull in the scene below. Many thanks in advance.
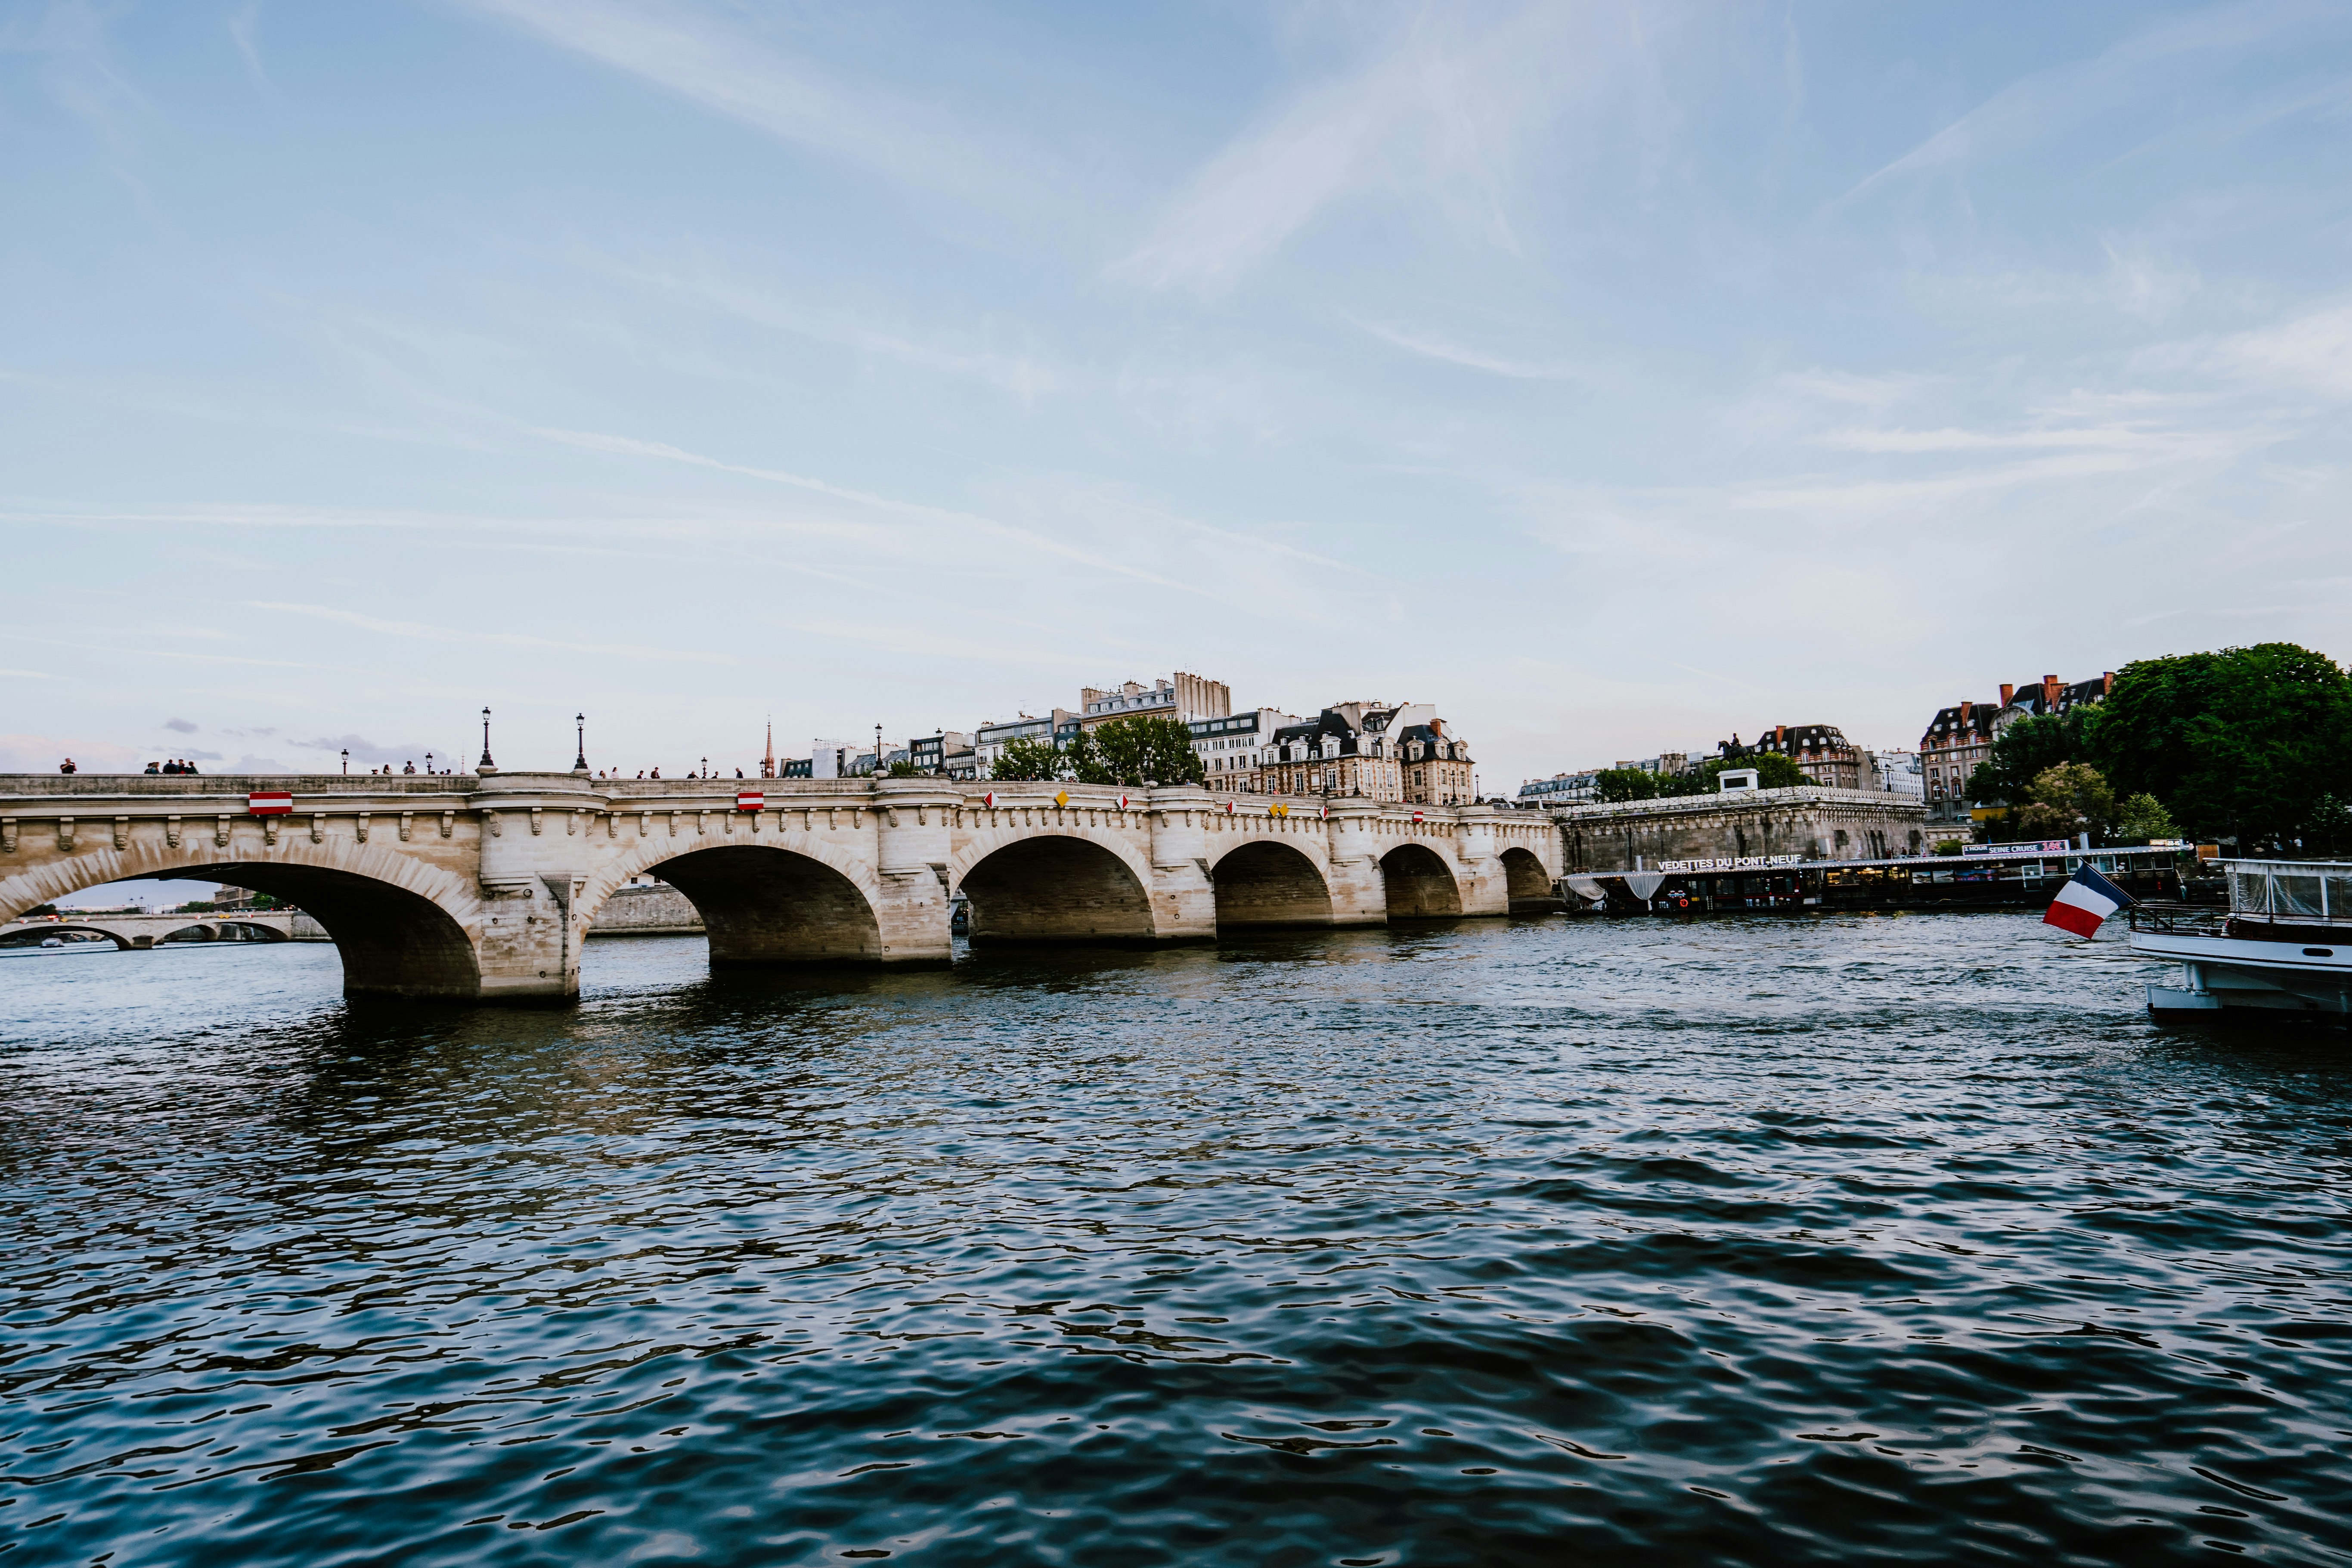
[2129,929,2352,1021]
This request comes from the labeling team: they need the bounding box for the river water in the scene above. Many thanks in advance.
[1,914,2347,1566]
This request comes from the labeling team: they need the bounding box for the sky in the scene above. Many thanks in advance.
[4,0,2350,797]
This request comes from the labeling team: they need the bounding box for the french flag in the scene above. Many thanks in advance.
[2043,864,2134,939]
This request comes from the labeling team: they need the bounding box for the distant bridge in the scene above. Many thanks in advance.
[0,909,317,950]
[0,775,1563,1002]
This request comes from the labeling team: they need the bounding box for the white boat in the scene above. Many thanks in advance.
[2129,858,2352,1022]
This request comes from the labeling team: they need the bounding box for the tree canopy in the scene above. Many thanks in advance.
[1966,711,2087,805]
[2087,642,2352,848]
[2011,762,2116,842]
[989,736,1065,781]
[1593,753,1807,802]
[1067,716,1204,787]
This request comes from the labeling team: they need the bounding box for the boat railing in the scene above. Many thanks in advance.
[2128,902,2229,937]
[2217,859,2352,922]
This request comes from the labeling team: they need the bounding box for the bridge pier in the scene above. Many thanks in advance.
[1145,787,1218,943]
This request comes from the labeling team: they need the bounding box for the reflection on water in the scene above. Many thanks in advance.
[2,917,2348,1565]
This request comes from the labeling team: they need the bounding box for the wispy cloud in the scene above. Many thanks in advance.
[529,425,1210,595]
[245,600,736,663]
[1115,5,1628,291]
[1838,0,2345,205]
[1354,319,1584,381]
[456,0,1057,223]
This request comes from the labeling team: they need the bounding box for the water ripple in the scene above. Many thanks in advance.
[2,915,2349,1564]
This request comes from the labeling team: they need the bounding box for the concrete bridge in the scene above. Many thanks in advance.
[0,775,1562,1002]
[0,909,316,950]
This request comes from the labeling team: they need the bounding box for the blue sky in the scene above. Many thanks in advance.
[4,0,2349,793]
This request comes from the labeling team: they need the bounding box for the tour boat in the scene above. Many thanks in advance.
[2131,858,2352,1022]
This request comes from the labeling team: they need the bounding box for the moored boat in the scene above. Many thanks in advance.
[2130,858,2352,1022]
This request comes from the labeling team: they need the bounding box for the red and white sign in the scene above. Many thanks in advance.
[1224,799,1236,814]
[982,791,997,809]
[1410,810,1425,823]
[735,791,764,812]
[247,791,293,816]
[1116,793,1131,810]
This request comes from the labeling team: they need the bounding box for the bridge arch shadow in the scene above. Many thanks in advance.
[625,845,882,967]
[1381,843,1463,920]
[960,834,1156,947]
[174,864,476,996]
[1211,840,1332,932]
[1500,846,1555,908]
[0,920,135,951]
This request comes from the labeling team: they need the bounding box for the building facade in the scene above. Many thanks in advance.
[908,731,974,776]
[1191,707,1300,792]
[1918,701,1996,822]
[1740,723,1866,790]
[973,711,1080,776]
[1995,672,2113,731]
[1518,772,1599,807]
[1396,715,1474,806]
[1869,750,1925,801]
[1079,672,1230,729]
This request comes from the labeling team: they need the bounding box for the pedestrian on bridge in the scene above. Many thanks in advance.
[58,758,75,774]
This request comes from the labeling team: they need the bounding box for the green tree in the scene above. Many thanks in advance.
[1967,711,2086,805]
[2012,762,2116,842]
[885,759,922,778]
[2089,642,2352,846]
[2113,792,2177,843]
[1675,753,1807,793]
[1593,768,1658,803]
[1069,716,1203,787]
[989,736,1066,781]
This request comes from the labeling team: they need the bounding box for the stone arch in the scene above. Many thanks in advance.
[1381,843,1464,919]
[1500,846,1553,904]
[0,843,482,998]
[958,833,1157,946]
[212,920,291,943]
[1209,839,1333,931]
[614,843,883,967]
[3,920,134,950]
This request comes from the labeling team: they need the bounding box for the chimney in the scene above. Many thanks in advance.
[2043,674,2059,706]
[1999,683,2014,707]
[2102,670,2114,693]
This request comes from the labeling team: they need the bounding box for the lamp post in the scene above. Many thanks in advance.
[425,751,434,776]
[874,722,883,777]
[341,748,348,775]
[573,713,589,775]
[700,756,709,780]
[477,708,496,775]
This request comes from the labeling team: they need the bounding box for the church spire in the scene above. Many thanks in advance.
[761,719,775,779]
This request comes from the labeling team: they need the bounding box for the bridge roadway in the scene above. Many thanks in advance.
[1,909,314,949]
[0,775,1563,1002]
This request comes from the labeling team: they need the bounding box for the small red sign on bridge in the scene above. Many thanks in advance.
[735,791,763,813]
[247,792,293,816]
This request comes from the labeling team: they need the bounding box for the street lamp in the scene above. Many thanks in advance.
[425,751,434,776]
[874,722,883,777]
[700,756,709,780]
[573,713,589,775]
[341,748,348,775]
[478,708,497,775]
